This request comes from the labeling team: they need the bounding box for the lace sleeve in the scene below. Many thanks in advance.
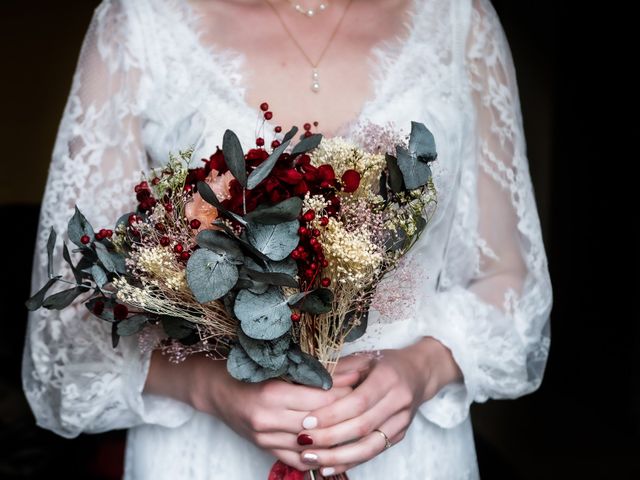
[21,0,194,438]
[414,0,553,428]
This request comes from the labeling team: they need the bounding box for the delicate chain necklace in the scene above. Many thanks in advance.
[263,0,354,93]
[290,1,329,17]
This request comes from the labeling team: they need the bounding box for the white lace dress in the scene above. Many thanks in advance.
[22,0,552,478]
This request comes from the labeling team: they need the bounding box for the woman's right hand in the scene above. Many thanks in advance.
[145,350,360,471]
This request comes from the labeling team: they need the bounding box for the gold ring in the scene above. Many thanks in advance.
[372,428,392,449]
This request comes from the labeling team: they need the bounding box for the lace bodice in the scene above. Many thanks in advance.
[23,1,552,477]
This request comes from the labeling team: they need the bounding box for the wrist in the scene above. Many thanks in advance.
[409,337,463,403]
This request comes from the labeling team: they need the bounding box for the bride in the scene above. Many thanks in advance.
[22,0,552,478]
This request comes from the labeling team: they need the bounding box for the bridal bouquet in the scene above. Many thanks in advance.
[27,107,437,480]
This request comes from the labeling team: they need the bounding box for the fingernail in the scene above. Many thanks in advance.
[297,433,313,445]
[302,452,319,464]
[321,467,336,476]
[302,416,318,429]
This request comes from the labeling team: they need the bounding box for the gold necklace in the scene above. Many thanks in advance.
[263,0,355,93]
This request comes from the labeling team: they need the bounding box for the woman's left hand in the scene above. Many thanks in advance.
[295,336,463,476]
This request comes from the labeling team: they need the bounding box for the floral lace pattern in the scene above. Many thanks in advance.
[22,1,552,478]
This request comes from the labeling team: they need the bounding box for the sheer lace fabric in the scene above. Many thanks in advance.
[22,1,552,478]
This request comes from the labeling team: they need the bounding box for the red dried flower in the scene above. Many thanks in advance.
[341,169,361,193]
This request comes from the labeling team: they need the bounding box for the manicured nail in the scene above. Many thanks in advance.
[297,433,313,445]
[302,452,319,464]
[321,467,336,476]
[302,416,318,429]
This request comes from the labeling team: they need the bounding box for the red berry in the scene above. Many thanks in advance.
[320,277,331,287]
[275,126,282,133]
[313,121,319,127]
[256,137,265,147]
[330,196,340,206]
[128,214,138,226]
[164,203,173,212]
[190,219,201,229]
[106,229,113,238]
[320,216,329,226]
[291,250,301,259]
[309,238,318,246]
[322,259,329,267]
[296,246,305,252]
[291,313,301,322]
[304,131,312,138]
[160,236,170,246]
[312,228,321,237]
[298,226,308,236]
[80,235,90,245]
[260,102,269,111]
[152,177,160,185]
[95,231,104,241]
[180,251,190,261]
[155,223,165,232]
[271,139,281,149]
[174,244,184,253]
[303,209,315,221]
[184,184,193,193]
[310,262,318,270]
[304,269,314,278]
[303,123,311,131]
[264,111,273,120]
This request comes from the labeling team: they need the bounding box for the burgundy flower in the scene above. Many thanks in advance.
[113,304,129,321]
[206,147,228,173]
[341,169,361,193]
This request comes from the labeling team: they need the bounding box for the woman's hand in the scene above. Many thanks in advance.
[144,350,360,471]
[293,337,463,475]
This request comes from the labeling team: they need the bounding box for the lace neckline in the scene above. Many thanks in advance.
[175,0,425,139]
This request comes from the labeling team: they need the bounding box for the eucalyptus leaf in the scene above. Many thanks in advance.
[67,207,94,247]
[43,286,89,310]
[343,308,369,342]
[244,197,303,225]
[265,256,298,278]
[282,126,298,143]
[396,145,432,190]
[85,296,116,322]
[25,276,61,311]
[408,121,437,163]
[241,267,298,288]
[95,242,117,273]
[117,314,149,336]
[385,153,404,193]
[112,323,119,348]
[384,227,408,252]
[91,264,108,288]
[285,347,332,390]
[62,243,84,284]
[110,252,127,274]
[213,219,271,263]
[227,343,286,383]
[290,133,322,159]
[379,170,388,201]
[161,316,196,339]
[246,138,291,190]
[236,257,269,293]
[288,287,333,314]
[196,181,247,226]
[196,229,244,264]
[235,286,292,340]
[46,227,57,278]
[186,248,239,303]
[223,129,247,187]
[245,219,299,261]
[237,329,291,371]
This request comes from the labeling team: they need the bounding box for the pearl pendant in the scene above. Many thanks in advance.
[311,69,320,92]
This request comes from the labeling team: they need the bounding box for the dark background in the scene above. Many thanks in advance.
[1,1,637,479]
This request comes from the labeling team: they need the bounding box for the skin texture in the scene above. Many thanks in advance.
[144,0,464,473]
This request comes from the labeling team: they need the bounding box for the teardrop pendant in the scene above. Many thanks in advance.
[311,68,320,92]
